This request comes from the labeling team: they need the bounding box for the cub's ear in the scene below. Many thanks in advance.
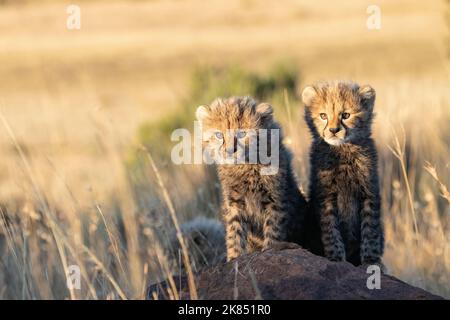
[256,103,273,118]
[301,86,317,107]
[195,105,209,122]
[358,85,376,110]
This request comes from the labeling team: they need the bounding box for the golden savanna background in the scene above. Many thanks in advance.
[0,0,449,299]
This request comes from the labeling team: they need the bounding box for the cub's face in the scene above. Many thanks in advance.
[195,97,274,163]
[301,82,376,146]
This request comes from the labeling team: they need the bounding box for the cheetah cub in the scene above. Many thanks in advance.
[196,97,308,261]
[301,81,384,266]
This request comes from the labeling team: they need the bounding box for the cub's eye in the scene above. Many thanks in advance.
[214,132,223,139]
[236,130,246,139]
[320,113,328,120]
[342,112,350,120]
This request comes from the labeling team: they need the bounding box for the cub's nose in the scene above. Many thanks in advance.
[226,147,236,155]
[329,127,341,134]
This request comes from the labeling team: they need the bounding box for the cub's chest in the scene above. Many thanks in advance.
[334,157,368,186]
[329,155,368,227]
[222,169,275,214]
[318,149,371,192]
[227,174,271,201]
[221,166,271,192]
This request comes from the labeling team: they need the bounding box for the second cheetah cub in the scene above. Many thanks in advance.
[301,81,384,266]
[196,97,308,261]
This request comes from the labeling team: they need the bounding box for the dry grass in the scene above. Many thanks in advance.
[0,0,449,299]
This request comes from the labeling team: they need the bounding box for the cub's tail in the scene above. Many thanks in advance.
[167,216,226,272]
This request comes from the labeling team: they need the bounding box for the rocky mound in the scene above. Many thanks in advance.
[148,245,442,300]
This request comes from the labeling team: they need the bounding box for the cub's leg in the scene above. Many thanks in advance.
[360,198,384,265]
[320,196,346,261]
[247,233,264,252]
[262,204,289,250]
[224,203,246,261]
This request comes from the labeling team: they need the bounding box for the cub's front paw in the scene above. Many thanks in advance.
[226,252,240,262]
[262,240,300,252]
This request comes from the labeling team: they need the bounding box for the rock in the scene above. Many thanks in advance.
[147,245,443,300]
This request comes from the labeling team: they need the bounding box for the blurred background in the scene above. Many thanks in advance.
[0,0,448,299]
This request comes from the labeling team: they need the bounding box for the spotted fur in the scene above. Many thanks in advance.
[168,217,226,271]
[302,81,384,266]
[196,97,308,261]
